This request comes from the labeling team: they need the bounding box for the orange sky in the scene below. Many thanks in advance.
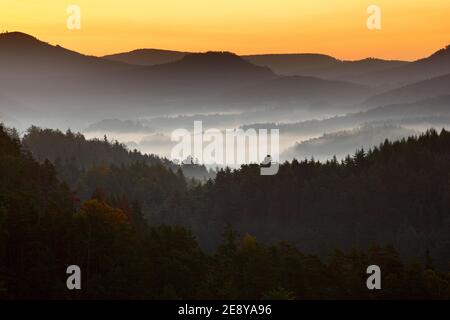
[1,0,449,61]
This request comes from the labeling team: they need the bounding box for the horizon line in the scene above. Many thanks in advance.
[3,30,449,62]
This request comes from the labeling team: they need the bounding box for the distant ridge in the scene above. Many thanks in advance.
[357,44,450,86]
[0,31,40,43]
[128,51,275,84]
[151,51,275,76]
[103,48,189,66]
[244,53,408,81]
[0,31,132,76]
[103,47,410,82]
[120,51,277,99]
[0,31,448,126]
[243,53,340,76]
[365,73,450,107]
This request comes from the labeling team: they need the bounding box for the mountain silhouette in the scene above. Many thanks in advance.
[132,51,275,79]
[365,73,450,107]
[103,48,189,66]
[244,54,407,82]
[0,35,278,124]
[243,53,340,75]
[0,31,131,76]
[0,32,139,126]
[104,49,408,83]
[1,31,448,131]
[357,45,450,86]
[120,51,374,111]
[121,51,277,98]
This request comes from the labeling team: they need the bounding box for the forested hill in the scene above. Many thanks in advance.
[183,129,450,268]
[22,126,214,182]
[1,124,450,299]
[17,126,450,269]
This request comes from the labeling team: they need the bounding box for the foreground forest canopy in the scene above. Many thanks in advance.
[1,125,450,299]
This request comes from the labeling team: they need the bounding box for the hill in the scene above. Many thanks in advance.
[243,53,340,76]
[357,44,450,86]
[104,49,408,83]
[0,31,131,76]
[365,73,450,107]
[244,54,407,82]
[126,51,276,90]
[103,48,189,66]
[22,127,214,183]
[2,123,450,299]
[282,125,417,162]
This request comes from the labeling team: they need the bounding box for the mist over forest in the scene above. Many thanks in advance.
[2,32,450,163]
[1,31,450,299]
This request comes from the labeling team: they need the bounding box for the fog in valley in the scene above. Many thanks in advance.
[1,32,450,167]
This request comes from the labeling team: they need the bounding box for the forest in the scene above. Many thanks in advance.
[1,124,450,299]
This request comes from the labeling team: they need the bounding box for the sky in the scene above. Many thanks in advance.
[1,0,449,61]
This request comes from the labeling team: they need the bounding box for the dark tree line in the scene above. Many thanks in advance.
[22,127,450,268]
[169,129,450,268]
[2,125,450,299]
[22,126,215,184]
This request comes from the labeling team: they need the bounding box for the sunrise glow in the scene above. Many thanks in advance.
[1,0,449,60]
